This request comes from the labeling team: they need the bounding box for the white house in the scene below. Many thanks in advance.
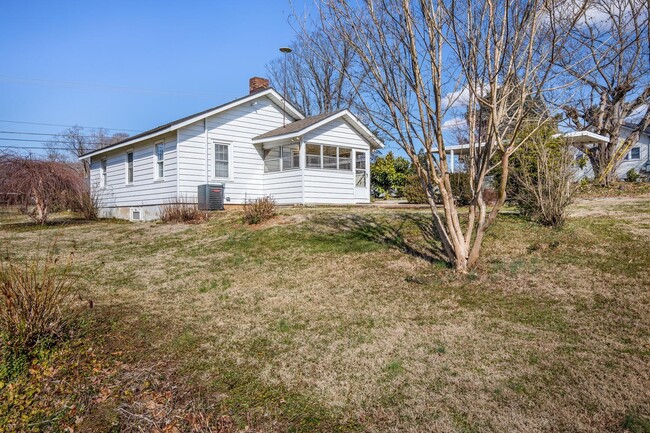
[573,124,650,180]
[443,127,649,180]
[80,78,383,221]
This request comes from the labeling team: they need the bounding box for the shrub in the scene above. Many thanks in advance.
[0,245,81,358]
[449,172,473,205]
[403,173,473,205]
[243,196,276,224]
[73,184,101,220]
[371,152,412,198]
[160,196,208,223]
[403,174,429,204]
[512,136,577,227]
[626,169,641,183]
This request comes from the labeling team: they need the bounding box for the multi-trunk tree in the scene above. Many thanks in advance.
[313,0,582,272]
[555,0,649,185]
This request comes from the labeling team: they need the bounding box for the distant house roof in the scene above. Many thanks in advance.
[622,122,650,134]
[79,88,304,160]
[554,130,609,145]
[252,109,384,149]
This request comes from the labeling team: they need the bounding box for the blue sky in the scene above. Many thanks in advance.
[0,1,304,155]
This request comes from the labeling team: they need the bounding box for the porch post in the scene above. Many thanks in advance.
[299,138,306,169]
[450,149,455,173]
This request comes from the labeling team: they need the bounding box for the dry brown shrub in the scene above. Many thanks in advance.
[243,196,276,224]
[160,196,208,224]
[0,244,81,353]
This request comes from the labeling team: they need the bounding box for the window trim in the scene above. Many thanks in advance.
[305,143,323,169]
[626,147,641,161]
[100,158,107,188]
[212,141,233,180]
[305,143,356,172]
[125,150,134,185]
[154,141,165,181]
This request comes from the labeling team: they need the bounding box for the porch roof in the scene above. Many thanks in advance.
[252,109,384,149]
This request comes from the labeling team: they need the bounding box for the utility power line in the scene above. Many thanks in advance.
[0,119,140,132]
[0,130,126,139]
[0,137,108,144]
[0,145,70,150]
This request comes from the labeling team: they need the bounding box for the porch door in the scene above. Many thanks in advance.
[354,150,368,199]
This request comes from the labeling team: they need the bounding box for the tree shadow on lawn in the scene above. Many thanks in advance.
[312,211,449,266]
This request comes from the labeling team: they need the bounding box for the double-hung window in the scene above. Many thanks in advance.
[100,159,107,187]
[126,151,134,184]
[214,142,229,178]
[625,147,641,160]
[155,142,165,179]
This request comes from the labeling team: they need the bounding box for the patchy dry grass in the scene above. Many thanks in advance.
[1,197,649,432]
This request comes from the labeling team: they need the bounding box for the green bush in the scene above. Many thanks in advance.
[626,169,641,183]
[243,196,277,224]
[403,173,473,205]
[371,152,412,198]
[403,175,428,204]
[449,172,473,205]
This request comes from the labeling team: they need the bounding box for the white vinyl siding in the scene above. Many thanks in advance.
[302,118,371,204]
[177,98,296,203]
[89,131,178,208]
[264,170,303,205]
[87,98,375,214]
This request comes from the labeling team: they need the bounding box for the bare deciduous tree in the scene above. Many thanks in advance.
[316,0,580,271]
[0,156,85,224]
[266,31,357,116]
[47,126,129,176]
[556,0,650,185]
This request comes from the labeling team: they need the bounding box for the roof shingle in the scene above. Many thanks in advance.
[254,110,345,141]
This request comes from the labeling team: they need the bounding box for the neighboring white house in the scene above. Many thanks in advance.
[573,124,650,180]
[80,78,383,221]
[443,127,650,180]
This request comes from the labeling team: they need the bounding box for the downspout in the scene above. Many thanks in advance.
[300,137,306,205]
[204,118,209,185]
[204,118,209,209]
[176,130,180,201]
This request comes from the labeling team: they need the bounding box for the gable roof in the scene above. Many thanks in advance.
[79,88,304,160]
[252,109,384,149]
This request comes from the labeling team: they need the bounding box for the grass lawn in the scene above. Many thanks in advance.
[1,195,649,432]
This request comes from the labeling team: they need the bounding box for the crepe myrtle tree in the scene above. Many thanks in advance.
[555,0,650,185]
[314,0,584,272]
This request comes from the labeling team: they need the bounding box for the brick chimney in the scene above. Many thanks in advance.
[249,77,270,94]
